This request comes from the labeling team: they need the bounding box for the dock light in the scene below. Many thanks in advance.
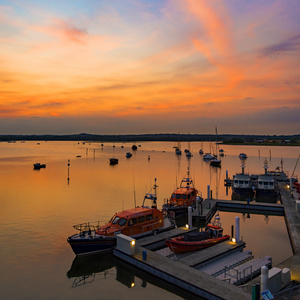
[185,224,189,229]
[131,240,135,246]
[232,238,236,243]
[131,282,135,288]
[287,185,290,189]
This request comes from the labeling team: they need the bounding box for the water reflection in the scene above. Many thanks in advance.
[67,252,202,299]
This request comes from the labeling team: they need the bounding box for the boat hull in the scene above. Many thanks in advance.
[232,189,254,201]
[165,235,230,254]
[67,234,116,255]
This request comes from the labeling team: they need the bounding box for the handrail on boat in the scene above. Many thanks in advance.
[73,221,106,233]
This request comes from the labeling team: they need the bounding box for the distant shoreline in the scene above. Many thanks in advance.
[0,133,299,146]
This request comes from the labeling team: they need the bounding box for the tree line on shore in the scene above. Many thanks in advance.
[0,133,299,144]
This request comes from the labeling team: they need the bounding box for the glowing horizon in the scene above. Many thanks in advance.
[0,0,299,135]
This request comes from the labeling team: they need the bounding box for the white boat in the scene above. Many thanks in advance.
[232,162,254,200]
[255,160,279,201]
[203,153,216,160]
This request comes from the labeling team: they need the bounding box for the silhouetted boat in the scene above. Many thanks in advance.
[33,163,46,170]
[109,158,118,165]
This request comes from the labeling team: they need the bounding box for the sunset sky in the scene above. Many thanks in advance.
[1,0,299,135]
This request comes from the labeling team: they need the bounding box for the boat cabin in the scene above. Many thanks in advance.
[96,207,164,237]
[257,175,275,190]
[233,174,252,189]
[169,188,197,207]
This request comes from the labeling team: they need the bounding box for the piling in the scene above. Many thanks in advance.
[235,216,240,243]
[207,185,210,200]
[67,159,70,184]
[188,207,192,228]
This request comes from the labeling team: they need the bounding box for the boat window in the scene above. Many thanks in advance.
[171,193,176,198]
[128,218,137,226]
[270,182,274,186]
[112,216,120,224]
[146,214,153,221]
[264,182,268,186]
[118,218,127,226]
[138,216,145,223]
[176,194,181,199]
[182,194,187,200]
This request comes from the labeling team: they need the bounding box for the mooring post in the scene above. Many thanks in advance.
[188,206,192,228]
[207,185,210,200]
[261,266,268,292]
[235,216,240,243]
[196,196,201,215]
[226,170,228,181]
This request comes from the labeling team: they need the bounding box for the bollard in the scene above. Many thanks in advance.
[247,198,250,205]
[188,206,192,229]
[207,185,210,200]
[235,217,240,243]
[261,266,268,292]
[142,250,147,261]
[196,196,201,215]
[231,225,234,239]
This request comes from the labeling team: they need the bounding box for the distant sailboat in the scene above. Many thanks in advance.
[210,127,221,167]
[175,133,182,155]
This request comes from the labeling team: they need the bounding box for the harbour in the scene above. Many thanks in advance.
[0,140,298,299]
[112,182,300,299]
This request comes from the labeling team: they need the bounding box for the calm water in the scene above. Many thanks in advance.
[0,141,298,300]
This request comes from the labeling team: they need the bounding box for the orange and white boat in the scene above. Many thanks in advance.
[67,179,175,255]
[163,168,202,216]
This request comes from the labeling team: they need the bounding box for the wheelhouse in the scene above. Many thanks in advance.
[96,206,164,237]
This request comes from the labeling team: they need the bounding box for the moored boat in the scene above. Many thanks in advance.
[67,180,176,256]
[209,127,221,167]
[232,162,254,200]
[109,158,119,165]
[239,153,248,160]
[165,212,230,254]
[33,163,46,169]
[162,167,202,216]
[254,160,279,201]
